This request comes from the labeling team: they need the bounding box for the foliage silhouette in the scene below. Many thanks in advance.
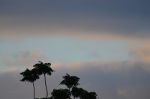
[20,68,39,99]
[78,88,97,99]
[71,87,81,99]
[20,62,98,99]
[59,74,97,99]
[33,61,54,98]
[88,92,97,99]
[51,89,71,99]
[60,73,80,90]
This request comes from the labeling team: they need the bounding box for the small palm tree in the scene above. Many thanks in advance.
[60,74,80,91]
[33,61,54,98]
[20,68,39,99]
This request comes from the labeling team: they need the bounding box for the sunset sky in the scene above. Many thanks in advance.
[0,0,150,99]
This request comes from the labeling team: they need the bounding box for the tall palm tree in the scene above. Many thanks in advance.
[20,68,39,99]
[60,74,80,91]
[33,61,54,98]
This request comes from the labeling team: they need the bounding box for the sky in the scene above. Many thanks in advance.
[0,0,150,99]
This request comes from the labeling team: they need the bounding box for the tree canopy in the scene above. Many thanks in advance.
[20,61,98,99]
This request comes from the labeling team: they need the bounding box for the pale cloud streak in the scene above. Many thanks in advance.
[0,50,48,72]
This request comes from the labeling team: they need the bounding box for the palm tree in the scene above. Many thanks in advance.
[60,74,80,99]
[33,61,54,98]
[60,74,80,91]
[20,68,39,99]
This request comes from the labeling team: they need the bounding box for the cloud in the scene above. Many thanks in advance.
[131,44,150,63]
[61,60,150,73]
[0,50,48,72]
[0,0,150,40]
[0,1,150,98]
[117,88,128,97]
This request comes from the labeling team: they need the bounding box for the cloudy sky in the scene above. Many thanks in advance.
[0,0,150,99]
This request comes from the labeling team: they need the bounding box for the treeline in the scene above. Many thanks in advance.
[20,61,97,99]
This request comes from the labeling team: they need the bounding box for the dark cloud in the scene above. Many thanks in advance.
[0,0,150,17]
[0,0,150,38]
[0,61,150,99]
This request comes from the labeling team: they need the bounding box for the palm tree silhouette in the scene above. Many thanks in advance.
[20,62,98,99]
[33,61,54,98]
[60,74,80,91]
[20,68,39,99]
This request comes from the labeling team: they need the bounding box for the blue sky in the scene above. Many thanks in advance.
[0,37,130,63]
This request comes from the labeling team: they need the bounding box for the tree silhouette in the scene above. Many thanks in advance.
[20,68,39,99]
[20,62,98,99]
[76,88,97,99]
[71,87,81,99]
[51,89,71,99]
[59,74,98,99]
[33,61,54,98]
[88,92,97,99]
[60,74,80,91]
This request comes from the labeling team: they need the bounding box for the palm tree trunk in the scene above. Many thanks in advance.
[44,74,48,98]
[33,82,35,99]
